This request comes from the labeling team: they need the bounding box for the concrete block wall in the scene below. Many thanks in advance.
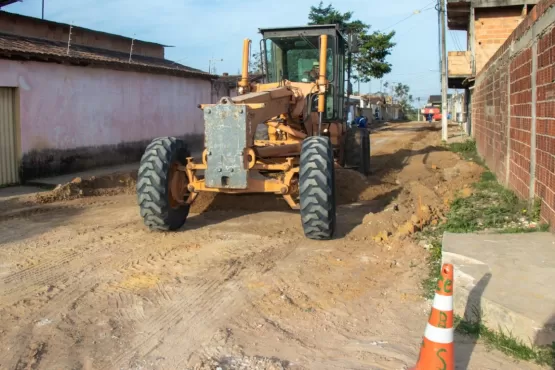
[472,0,555,225]
[448,51,472,76]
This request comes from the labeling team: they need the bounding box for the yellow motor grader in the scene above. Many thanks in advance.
[136,24,370,240]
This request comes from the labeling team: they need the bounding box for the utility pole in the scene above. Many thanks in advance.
[42,0,45,19]
[208,58,223,74]
[440,0,448,141]
[417,97,421,121]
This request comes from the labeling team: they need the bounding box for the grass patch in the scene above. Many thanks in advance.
[420,161,548,298]
[447,139,483,164]
[444,170,533,233]
[455,316,555,367]
[420,235,442,300]
[415,139,553,365]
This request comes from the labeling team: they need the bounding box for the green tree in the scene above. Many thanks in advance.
[392,83,413,112]
[249,52,263,74]
[308,2,395,82]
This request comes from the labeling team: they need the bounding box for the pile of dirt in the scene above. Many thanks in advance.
[335,168,392,204]
[189,193,291,214]
[190,168,383,214]
[35,173,137,204]
[34,168,379,212]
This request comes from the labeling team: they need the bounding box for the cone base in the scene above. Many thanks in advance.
[413,337,454,370]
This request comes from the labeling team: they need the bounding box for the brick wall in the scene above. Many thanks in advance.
[474,7,525,74]
[509,48,533,200]
[472,0,555,226]
[0,12,164,58]
[535,25,555,222]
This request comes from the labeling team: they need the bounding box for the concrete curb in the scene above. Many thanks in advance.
[441,232,555,347]
[443,251,549,346]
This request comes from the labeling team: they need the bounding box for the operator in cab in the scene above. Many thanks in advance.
[308,61,320,82]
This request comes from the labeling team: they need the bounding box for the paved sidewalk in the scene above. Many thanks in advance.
[443,231,555,346]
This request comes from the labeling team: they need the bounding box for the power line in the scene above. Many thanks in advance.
[448,30,471,65]
[449,31,463,51]
[378,0,437,32]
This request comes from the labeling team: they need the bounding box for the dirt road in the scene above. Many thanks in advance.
[0,122,545,369]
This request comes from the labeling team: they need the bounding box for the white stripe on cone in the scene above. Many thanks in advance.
[424,324,454,344]
[432,294,453,311]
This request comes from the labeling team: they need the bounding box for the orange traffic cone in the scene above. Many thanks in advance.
[410,263,454,370]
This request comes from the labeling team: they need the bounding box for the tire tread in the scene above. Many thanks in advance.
[299,136,336,240]
[136,137,190,231]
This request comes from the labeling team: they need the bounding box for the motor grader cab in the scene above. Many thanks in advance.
[136,24,370,240]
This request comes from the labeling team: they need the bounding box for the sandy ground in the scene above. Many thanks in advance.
[0,122,546,370]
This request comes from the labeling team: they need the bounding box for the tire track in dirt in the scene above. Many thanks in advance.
[100,277,236,369]
[0,213,178,367]
[0,211,300,370]
[0,198,126,223]
[97,237,302,369]
[0,221,144,308]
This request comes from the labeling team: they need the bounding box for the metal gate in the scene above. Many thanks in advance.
[0,87,18,186]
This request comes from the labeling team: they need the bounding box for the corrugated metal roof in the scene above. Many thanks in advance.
[1,10,172,47]
[0,32,215,79]
[217,74,265,87]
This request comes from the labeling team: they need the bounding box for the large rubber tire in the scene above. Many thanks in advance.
[299,136,336,240]
[344,127,371,175]
[137,137,190,231]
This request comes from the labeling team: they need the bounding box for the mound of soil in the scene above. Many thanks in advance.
[34,168,378,212]
[36,173,137,204]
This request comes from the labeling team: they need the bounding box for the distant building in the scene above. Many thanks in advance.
[427,94,452,108]
[215,73,265,98]
[0,10,219,185]
[345,94,404,122]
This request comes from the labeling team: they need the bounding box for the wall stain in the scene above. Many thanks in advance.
[20,133,204,182]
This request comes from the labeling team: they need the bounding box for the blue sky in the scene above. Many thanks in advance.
[4,0,467,104]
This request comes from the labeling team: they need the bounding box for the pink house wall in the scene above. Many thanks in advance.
[0,59,210,155]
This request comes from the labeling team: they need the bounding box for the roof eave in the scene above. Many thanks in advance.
[0,50,217,80]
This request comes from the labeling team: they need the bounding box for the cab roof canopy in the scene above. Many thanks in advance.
[258,24,347,41]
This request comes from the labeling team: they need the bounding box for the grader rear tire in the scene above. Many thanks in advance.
[299,136,336,240]
[344,127,371,175]
[136,137,190,231]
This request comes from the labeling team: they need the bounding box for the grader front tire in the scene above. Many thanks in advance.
[137,137,190,231]
[299,136,336,240]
